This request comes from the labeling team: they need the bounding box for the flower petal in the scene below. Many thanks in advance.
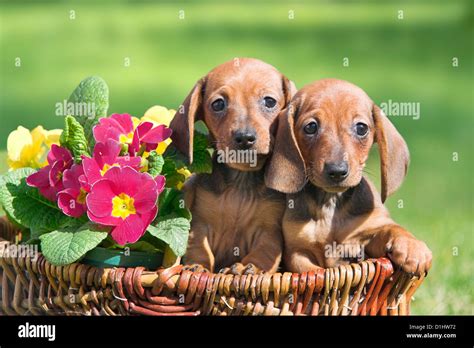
[155,175,166,194]
[26,166,50,188]
[87,211,122,226]
[103,166,142,196]
[94,140,121,167]
[111,114,134,134]
[7,126,33,162]
[136,122,153,138]
[86,179,115,217]
[142,105,175,126]
[115,156,141,171]
[47,144,72,164]
[133,176,158,213]
[62,164,84,189]
[141,205,158,230]
[58,189,86,217]
[39,186,60,201]
[49,160,65,186]
[44,129,62,147]
[82,156,102,185]
[93,117,123,143]
[110,213,145,245]
[141,125,172,144]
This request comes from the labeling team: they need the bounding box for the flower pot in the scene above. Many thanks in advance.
[82,247,163,269]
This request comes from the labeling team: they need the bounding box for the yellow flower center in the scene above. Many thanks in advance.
[76,188,87,204]
[119,131,134,144]
[100,163,120,176]
[111,193,136,220]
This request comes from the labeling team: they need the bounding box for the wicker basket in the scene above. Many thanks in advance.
[0,217,425,316]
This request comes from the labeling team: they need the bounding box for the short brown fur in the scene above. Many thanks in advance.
[265,79,432,276]
[170,58,296,273]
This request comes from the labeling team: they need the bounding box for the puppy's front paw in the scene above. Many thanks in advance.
[229,262,261,275]
[182,263,209,273]
[386,237,432,276]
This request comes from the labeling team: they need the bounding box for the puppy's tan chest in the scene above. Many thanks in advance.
[192,185,283,256]
[284,198,361,267]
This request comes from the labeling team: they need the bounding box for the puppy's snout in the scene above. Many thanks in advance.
[324,161,349,183]
[233,129,257,150]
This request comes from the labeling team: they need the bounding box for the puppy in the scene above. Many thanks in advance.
[265,79,432,276]
[170,58,296,274]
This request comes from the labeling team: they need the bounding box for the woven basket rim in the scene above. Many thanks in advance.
[0,216,425,316]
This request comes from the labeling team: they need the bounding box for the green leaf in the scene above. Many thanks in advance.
[147,151,165,177]
[59,115,90,162]
[189,132,213,174]
[0,168,73,231]
[67,76,109,149]
[161,157,186,188]
[39,223,108,266]
[194,120,209,135]
[163,128,213,174]
[139,231,168,251]
[157,188,180,216]
[147,216,190,257]
[157,187,190,220]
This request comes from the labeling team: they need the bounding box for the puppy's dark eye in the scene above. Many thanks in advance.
[355,122,369,137]
[211,98,226,112]
[263,97,277,109]
[304,121,318,135]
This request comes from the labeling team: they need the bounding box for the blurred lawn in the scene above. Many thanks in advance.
[0,0,472,314]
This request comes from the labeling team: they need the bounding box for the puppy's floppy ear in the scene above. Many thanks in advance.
[372,104,410,202]
[169,78,206,163]
[265,102,306,193]
[282,75,297,104]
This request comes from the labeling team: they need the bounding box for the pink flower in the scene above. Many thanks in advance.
[57,164,89,217]
[93,113,135,145]
[82,139,141,185]
[86,166,165,245]
[26,145,73,201]
[93,113,172,156]
[130,121,172,155]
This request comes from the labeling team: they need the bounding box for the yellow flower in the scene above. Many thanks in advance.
[176,167,192,190]
[142,105,175,126]
[7,126,62,169]
[141,105,176,155]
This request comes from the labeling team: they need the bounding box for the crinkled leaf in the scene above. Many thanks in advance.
[59,115,90,162]
[39,223,108,266]
[67,76,109,149]
[147,151,165,177]
[0,168,73,231]
[158,187,191,220]
[147,216,190,257]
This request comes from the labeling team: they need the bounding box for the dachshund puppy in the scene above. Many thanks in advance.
[170,58,296,274]
[265,79,432,276]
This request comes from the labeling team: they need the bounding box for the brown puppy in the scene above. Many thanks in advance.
[265,79,432,276]
[170,58,296,274]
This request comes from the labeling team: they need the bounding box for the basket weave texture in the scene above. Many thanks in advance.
[0,217,425,316]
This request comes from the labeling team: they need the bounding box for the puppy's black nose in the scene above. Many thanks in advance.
[234,129,257,149]
[324,161,349,182]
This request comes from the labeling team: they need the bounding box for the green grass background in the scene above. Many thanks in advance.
[0,0,472,314]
